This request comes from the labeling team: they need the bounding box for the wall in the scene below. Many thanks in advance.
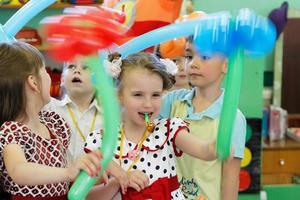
[193,0,300,16]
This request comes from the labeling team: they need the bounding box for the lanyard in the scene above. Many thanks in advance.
[119,126,149,172]
[67,104,97,141]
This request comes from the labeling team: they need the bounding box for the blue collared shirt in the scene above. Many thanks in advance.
[159,88,246,158]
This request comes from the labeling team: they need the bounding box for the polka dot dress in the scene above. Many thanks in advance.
[0,111,70,198]
[85,118,189,200]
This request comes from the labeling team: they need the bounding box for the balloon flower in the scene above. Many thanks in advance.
[41,6,127,200]
[41,5,127,61]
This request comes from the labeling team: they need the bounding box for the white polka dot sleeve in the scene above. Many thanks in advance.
[84,129,103,153]
[168,118,189,157]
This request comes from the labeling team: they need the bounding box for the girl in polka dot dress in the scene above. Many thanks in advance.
[0,42,103,200]
[85,52,217,200]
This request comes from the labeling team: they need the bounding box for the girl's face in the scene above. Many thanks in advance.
[185,43,227,88]
[172,57,189,88]
[119,67,163,127]
[39,66,52,105]
[61,58,95,96]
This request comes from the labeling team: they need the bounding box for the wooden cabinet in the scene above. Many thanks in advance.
[262,138,300,184]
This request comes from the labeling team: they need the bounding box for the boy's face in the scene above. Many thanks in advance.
[61,58,95,96]
[185,42,227,88]
[172,57,189,88]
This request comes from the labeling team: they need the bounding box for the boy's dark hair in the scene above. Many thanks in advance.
[0,42,45,126]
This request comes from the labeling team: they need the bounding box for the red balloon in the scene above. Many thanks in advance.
[42,6,127,61]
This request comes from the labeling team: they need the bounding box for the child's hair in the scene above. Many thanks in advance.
[0,42,45,125]
[111,52,174,90]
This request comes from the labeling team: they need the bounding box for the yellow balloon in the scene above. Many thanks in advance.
[241,147,252,167]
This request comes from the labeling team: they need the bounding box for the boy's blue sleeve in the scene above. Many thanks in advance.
[158,92,174,118]
[158,90,181,119]
[231,110,247,159]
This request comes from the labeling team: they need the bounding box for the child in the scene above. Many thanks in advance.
[170,56,191,91]
[159,40,246,200]
[84,52,217,200]
[0,42,102,199]
[44,57,103,162]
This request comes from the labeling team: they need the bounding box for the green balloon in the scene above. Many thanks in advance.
[216,48,244,160]
[246,124,252,142]
[68,56,120,200]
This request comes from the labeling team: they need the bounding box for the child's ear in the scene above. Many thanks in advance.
[27,75,39,92]
[60,74,65,88]
[222,60,228,74]
[118,92,123,105]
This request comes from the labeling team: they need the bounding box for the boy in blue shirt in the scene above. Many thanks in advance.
[159,41,246,200]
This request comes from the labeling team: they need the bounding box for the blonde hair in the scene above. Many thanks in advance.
[114,52,174,90]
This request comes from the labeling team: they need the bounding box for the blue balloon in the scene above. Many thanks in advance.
[234,8,257,45]
[242,17,276,57]
[3,0,56,38]
[234,8,276,57]
[0,25,11,42]
[193,12,235,57]
[115,11,231,57]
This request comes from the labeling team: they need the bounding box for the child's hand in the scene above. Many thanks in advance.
[115,169,129,194]
[127,170,149,192]
[109,166,129,194]
[106,161,130,194]
[95,170,109,185]
[67,150,102,181]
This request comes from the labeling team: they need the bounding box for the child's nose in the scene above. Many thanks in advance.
[73,67,81,74]
[143,97,152,108]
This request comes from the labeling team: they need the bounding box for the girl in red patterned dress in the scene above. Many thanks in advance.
[0,42,103,200]
[84,52,218,200]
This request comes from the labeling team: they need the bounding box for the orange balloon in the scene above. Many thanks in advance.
[160,37,186,59]
[160,11,206,59]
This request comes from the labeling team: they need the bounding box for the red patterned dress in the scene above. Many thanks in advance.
[0,111,70,200]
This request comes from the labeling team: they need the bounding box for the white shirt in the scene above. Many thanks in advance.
[43,96,102,162]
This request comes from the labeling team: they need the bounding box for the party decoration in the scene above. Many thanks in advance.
[113,0,136,27]
[127,0,183,36]
[159,11,206,59]
[239,119,262,193]
[106,0,183,46]
[268,1,288,39]
[193,8,276,57]
[239,170,251,191]
[241,147,252,167]
[0,0,11,5]
[41,6,127,61]
[2,0,56,38]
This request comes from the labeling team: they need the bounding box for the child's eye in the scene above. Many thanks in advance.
[82,65,89,70]
[185,55,193,60]
[201,55,212,61]
[132,93,142,97]
[67,64,76,70]
[153,93,161,97]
